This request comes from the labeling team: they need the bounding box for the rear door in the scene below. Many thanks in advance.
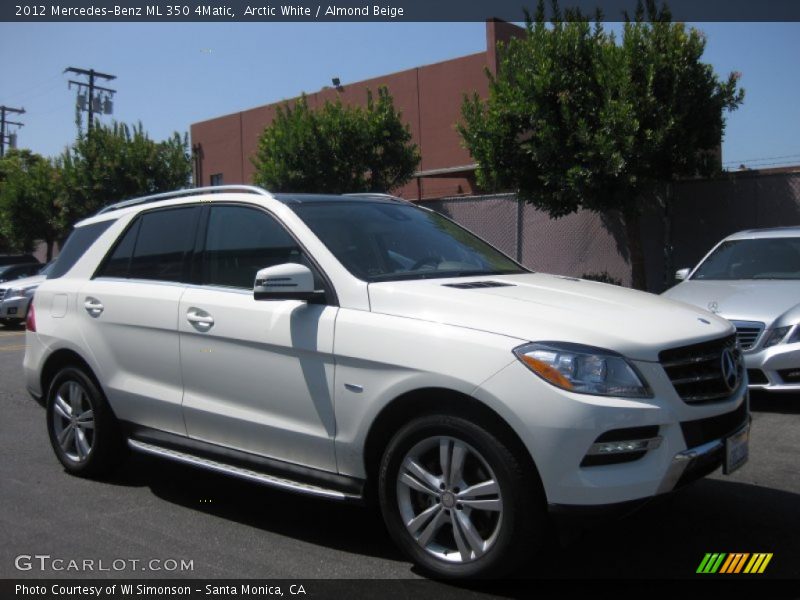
[79,206,200,435]
[178,204,338,471]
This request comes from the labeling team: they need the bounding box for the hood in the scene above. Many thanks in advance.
[662,279,800,327]
[1,273,46,291]
[367,272,732,362]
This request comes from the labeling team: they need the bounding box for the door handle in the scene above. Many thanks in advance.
[84,297,104,318]
[187,307,214,330]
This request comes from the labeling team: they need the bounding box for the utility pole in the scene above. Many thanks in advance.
[64,67,116,134]
[0,105,25,157]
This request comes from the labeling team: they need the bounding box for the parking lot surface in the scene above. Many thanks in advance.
[1,324,798,585]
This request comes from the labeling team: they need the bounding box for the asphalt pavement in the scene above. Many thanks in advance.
[1,323,798,587]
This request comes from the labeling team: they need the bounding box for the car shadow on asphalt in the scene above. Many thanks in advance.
[750,390,800,414]
[105,453,405,563]
[533,478,800,580]
[101,453,800,582]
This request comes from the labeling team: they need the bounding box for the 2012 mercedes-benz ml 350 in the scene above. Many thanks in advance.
[24,186,750,578]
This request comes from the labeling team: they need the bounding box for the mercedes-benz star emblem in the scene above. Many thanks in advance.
[720,348,739,392]
[708,301,719,313]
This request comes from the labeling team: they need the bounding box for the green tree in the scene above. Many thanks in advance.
[0,150,64,260]
[59,122,191,225]
[459,1,743,289]
[253,87,419,193]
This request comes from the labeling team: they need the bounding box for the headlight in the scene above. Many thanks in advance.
[513,342,651,398]
[7,286,37,298]
[764,326,792,348]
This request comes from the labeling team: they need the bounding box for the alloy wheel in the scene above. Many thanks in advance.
[395,435,503,563]
[51,380,96,463]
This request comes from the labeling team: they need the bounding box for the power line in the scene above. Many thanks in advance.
[5,73,64,105]
[64,66,116,134]
[0,105,26,157]
[728,160,800,170]
[723,152,800,166]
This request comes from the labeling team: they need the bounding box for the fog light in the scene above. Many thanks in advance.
[587,437,662,455]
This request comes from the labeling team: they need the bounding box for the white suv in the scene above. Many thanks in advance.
[25,186,750,578]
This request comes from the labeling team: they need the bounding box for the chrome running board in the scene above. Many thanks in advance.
[128,439,358,501]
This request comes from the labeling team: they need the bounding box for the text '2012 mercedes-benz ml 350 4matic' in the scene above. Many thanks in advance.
[25,186,750,578]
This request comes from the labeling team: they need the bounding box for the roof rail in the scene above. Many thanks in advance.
[96,185,271,215]
[342,192,409,203]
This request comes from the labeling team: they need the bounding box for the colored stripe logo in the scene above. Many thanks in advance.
[697,553,773,574]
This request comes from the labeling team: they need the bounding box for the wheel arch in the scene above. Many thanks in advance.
[362,387,543,501]
[40,348,101,401]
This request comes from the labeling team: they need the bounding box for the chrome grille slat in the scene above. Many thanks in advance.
[661,352,720,368]
[659,334,743,405]
[671,373,723,386]
[681,392,735,402]
[731,320,765,351]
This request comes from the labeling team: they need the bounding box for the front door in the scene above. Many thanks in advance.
[179,204,338,472]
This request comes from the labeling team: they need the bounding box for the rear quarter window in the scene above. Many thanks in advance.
[48,220,115,279]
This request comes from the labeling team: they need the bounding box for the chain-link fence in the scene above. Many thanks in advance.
[428,171,800,293]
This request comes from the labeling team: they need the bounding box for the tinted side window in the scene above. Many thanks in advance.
[129,207,199,282]
[203,206,301,288]
[96,207,198,282]
[97,219,140,278]
[49,220,114,279]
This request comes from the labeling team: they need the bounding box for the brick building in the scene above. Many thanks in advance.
[190,19,523,200]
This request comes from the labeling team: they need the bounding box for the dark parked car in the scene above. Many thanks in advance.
[0,263,43,283]
[0,254,38,267]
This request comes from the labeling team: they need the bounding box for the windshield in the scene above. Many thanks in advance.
[39,261,56,276]
[692,237,800,280]
[291,201,525,282]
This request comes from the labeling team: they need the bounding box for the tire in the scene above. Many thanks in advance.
[379,414,547,578]
[46,366,127,477]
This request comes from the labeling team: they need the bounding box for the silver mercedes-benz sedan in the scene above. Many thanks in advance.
[663,226,800,393]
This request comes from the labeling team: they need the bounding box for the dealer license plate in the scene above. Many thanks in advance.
[723,424,749,475]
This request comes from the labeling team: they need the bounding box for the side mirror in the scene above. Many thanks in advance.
[675,268,691,281]
[254,263,322,302]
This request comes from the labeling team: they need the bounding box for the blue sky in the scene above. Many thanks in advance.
[1,21,799,170]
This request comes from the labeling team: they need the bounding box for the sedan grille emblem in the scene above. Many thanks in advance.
[720,348,739,392]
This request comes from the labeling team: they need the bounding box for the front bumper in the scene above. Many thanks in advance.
[473,359,750,506]
[743,343,800,392]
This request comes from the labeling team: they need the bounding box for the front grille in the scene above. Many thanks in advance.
[680,400,748,448]
[660,334,743,404]
[778,369,800,384]
[731,320,765,351]
[442,281,515,289]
